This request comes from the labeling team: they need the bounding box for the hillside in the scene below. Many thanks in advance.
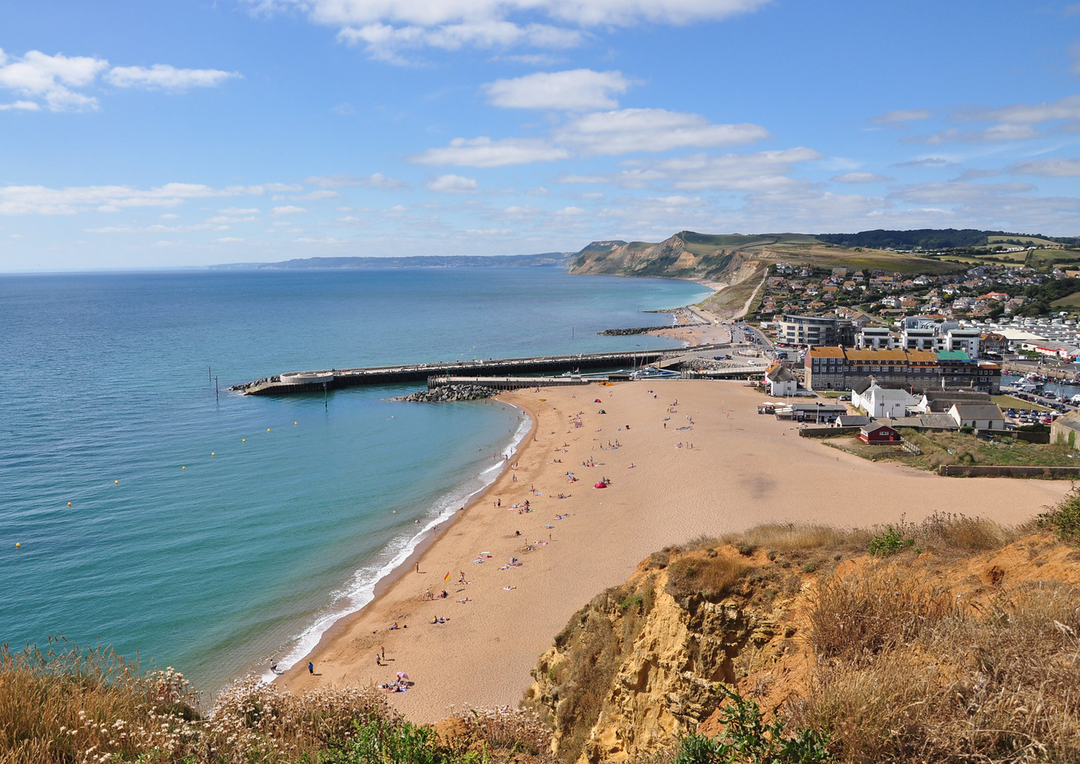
[568,231,965,317]
[525,514,1080,764]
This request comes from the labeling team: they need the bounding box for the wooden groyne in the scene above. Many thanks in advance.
[231,345,729,396]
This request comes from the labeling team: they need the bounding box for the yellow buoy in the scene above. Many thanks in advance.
[115,480,119,484]
[267,428,271,432]
[182,466,186,470]
[67,502,72,506]
[242,439,246,442]
[294,422,298,426]
[211,452,215,457]
[15,543,20,548]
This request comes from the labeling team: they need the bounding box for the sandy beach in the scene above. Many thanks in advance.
[275,379,1068,722]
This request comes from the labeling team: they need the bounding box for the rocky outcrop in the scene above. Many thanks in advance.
[524,548,803,764]
[397,384,499,402]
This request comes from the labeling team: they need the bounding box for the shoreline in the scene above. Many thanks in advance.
[273,379,1068,722]
[262,403,534,684]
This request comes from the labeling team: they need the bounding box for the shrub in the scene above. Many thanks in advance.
[673,686,832,764]
[666,554,747,602]
[1038,484,1080,544]
[867,524,914,556]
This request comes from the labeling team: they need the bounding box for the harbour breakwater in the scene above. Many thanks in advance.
[231,345,728,396]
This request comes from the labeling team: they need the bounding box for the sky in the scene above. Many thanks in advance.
[2,1,1080,271]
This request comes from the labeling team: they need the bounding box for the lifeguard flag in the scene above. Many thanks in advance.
[443,571,451,582]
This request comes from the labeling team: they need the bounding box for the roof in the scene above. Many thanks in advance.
[860,423,899,435]
[922,391,992,412]
[867,385,918,402]
[951,404,1004,420]
[790,403,848,412]
[849,376,874,395]
[765,363,795,382]
[837,415,873,426]
[907,349,938,363]
[807,346,845,358]
[1053,412,1080,433]
[844,348,908,362]
[936,350,972,362]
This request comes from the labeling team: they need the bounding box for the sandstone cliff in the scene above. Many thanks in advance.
[524,521,1080,764]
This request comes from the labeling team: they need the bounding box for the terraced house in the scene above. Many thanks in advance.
[804,347,1001,393]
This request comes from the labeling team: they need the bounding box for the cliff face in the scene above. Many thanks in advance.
[524,547,808,763]
[524,531,1080,764]
[568,232,736,280]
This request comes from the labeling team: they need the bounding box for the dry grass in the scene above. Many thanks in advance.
[0,638,553,764]
[792,573,1080,762]
[665,552,748,602]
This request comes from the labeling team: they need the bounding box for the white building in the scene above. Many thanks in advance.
[856,326,894,349]
[764,362,798,397]
[853,381,919,419]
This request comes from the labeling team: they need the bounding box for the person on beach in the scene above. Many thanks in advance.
[307,662,314,674]
[270,659,279,674]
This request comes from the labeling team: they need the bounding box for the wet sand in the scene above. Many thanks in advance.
[276,379,1068,722]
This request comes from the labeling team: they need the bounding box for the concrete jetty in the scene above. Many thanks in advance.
[231,345,731,396]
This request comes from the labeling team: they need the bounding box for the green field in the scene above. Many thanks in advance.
[1051,290,1080,308]
[991,394,1051,412]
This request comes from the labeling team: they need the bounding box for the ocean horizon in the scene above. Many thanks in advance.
[0,266,710,696]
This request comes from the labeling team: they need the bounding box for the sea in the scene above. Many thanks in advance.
[0,266,710,696]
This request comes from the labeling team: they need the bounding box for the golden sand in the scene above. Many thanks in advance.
[276,379,1067,722]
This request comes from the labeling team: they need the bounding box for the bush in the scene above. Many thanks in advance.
[673,686,832,764]
[666,554,747,602]
[867,524,915,556]
[1038,484,1080,544]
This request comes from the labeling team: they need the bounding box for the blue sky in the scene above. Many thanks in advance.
[2,0,1080,271]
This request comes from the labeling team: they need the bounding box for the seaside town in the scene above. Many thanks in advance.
[9,0,1080,760]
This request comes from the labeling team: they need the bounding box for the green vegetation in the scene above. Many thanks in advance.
[825,428,1079,471]
[867,524,916,556]
[673,687,832,764]
[990,394,1051,412]
[1038,484,1080,544]
[0,639,550,764]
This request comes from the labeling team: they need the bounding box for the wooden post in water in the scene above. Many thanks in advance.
[208,366,212,383]
[215,376,219,401]
[323,381,328,411]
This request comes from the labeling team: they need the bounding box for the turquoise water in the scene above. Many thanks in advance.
[0,267,709,694]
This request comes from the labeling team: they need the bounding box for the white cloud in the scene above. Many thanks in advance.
[247,0,769,58]
[255,0,769,29]
[218,207,261,215]
[483,69,631,110]
[891,181,1033,205]
[956,95,1080,125]
[869,109,931,127]
[304,173,407,189]
[272,205,307,215]
[338,20,582,62]
[105,64,241,90]
[0,182,274,215]
[411,137,571,167]
[554,109,768,155]
[0,100,40,111]
[1010,158,1080,177]
[298,189,341,200]
[613,147,821,191]
[216,237,245,243]
[832,172,892,184]
[0,48,239,111]
[426,174,478,193]
[0,48,108,111]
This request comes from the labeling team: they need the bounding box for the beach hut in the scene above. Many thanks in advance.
[858,423,901,445]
